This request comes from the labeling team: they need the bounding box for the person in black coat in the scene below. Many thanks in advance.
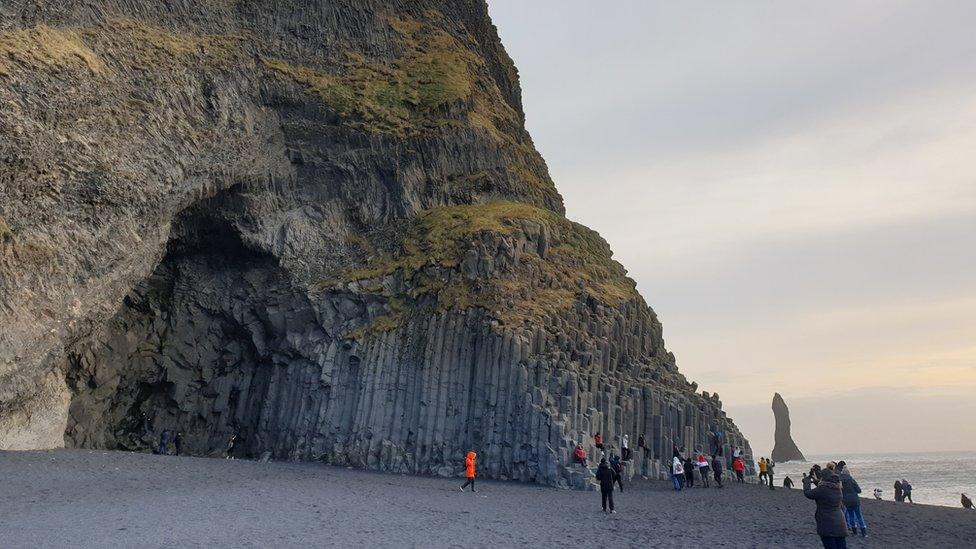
[711,454,724,488]
[595,458,616,513]
[803,468,849,549]
[173,432,183,456]
[683,457,695,488]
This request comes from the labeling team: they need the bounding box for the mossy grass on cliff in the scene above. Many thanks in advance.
[0,26,105,77]
[330,201,638,330]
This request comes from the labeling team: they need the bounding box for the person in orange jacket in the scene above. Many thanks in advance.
[460,451,477,492]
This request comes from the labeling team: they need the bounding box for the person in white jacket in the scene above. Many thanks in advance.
[672,456,685,491]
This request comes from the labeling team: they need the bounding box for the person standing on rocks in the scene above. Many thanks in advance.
[803,464,849,549]
[596,458,616,513]
[672,456,685,491]
[621,434,630,461]
[459,451,477,492]
[837,462,866,537]
[711,454,724,488]
[733,456,745,483]
[637,433,647,458]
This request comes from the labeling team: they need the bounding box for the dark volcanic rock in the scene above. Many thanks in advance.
[770,393,805,462]
[0,0,754,485]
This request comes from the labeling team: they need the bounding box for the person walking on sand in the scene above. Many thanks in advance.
[902,479,913,503]
[784,476,794,489]
[459,451,477,492]
[683,457,696,488]
[574,442,588,467]
[594,432,604,451]
[711,454,724,488]
[962,493,974,509]
[609,452,624,492]
[697,454,710,488]
[672,456,685,491]
[733,456,745,483]
[767,459,776,490]
[758,457,768,485]
[837,462,867,537]
[596,458,616,513]
[803,464,849,549]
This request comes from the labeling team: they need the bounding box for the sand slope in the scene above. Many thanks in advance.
[1,450,973,548]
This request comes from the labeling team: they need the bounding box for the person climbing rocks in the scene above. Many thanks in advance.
[459,451,477,492]
[733,456,745,483]
[711,454,724,488]
[173,431,183,456]
[574,443,588,466]
[803,464,849,549]
[621,434,630,461]
[902,479,913,503]
[893,479,903,502]
[962,493,974,509]
[596,458,616,513]
[766,459,776,490]
[672,456,685,491]
[784,476,794,489]
[758,457,768,485]
[157,430,170,455]
[683,456,695,488]
[609,452,624,491]
[594,432,603,450]
[697,454,710,488]
[837,462,866,537]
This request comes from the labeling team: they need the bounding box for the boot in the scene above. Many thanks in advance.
[861,527,868,538]
[851,526,858,536]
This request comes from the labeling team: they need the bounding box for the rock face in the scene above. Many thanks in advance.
[770,393,805,462]
[0,0,753,485]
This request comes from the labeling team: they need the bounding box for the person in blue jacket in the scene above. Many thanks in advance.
[837,461,867,537]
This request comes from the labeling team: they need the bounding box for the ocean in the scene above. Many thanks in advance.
[771,452,976,508]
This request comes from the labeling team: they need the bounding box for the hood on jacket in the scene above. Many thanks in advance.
[466,451,476,460]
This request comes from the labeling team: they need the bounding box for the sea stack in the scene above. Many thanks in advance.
[0,0,754,486]
[771,393,805,462]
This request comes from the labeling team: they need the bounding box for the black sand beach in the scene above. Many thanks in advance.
[2,450,973,548]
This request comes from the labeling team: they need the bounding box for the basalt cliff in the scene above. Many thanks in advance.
[0,0,753,486]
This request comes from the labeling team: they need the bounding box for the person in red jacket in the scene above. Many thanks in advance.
[733,457,746,483]
[460,451,477,492]
[574,443,588,466]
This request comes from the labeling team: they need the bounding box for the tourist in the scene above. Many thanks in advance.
[784,476,794,489]
[609,452,624,491]
[767,459,776,490]
[962,493,973,509]
[573,443,587,466]
[459,451,477,492]
[893,480,903,502]
[140,411,152,436]
[758,457,768,485]
[803,465,849,549]
[637,433,647,458]
[902,479,913,503]
[873,488,882,500]
[809,464,823,486]
[733,456,745,483]
[711,454,724,488]
[697,454,710,488]
[157,430,170,455]
[173,431,183,456]
[683,457,695,488]
[594,432,604,450]
[596,458,616,513]
[837,462,867,537]
[225,434,237,459]
[733,446,742,460]
[621,434,630,461]
[672,456,685,491]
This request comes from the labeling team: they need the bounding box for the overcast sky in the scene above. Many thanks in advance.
[487,0,976,456]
